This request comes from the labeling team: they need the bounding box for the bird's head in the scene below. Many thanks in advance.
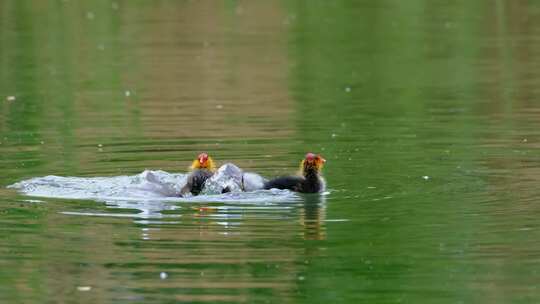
[301,152,326,174]
[190,152,215,171]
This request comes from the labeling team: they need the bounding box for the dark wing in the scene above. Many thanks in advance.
[180,169,214,196]
[264,176,304,191]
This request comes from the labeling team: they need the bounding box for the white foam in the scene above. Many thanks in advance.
[7,169,298,204]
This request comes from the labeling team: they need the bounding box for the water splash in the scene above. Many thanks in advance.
[7,169,297,204]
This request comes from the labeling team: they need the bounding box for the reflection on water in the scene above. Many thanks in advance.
[1,195,328,303]
[3,0,540,303]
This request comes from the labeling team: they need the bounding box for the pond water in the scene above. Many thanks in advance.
[2,1,540,303]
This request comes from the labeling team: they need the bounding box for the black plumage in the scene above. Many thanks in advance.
[264,167,324,193]
[264,176,303,191]
[180,169,213,196]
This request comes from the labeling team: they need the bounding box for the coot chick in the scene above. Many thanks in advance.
[180,153,216,196]
[264,153,326,193]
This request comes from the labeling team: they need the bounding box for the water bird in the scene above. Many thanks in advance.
[264,153,326,193]
[180,152,216,196]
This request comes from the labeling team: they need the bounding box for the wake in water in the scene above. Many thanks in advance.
[7,164,298,204]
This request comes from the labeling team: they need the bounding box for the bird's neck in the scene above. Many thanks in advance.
[190,160,216,172]
[303,167,319,180]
